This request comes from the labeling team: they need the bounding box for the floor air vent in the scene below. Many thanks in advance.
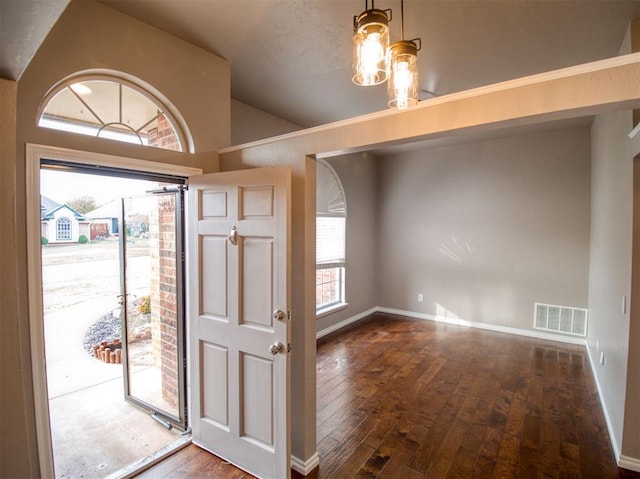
[534,303,588,337]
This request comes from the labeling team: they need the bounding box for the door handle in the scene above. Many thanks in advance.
[273,309,288,322]
[269,342,285,355]
[228,226,238,246]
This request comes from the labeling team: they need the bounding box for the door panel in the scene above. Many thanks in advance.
[242,353,274,446]
[188,167,291,479]
[201,237,228,317]
[242,238,274,328]
[201,342,229,428]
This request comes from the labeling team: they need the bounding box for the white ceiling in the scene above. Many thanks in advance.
[2,0,640,130]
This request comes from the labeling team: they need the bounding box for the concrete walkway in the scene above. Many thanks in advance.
[46,297,122,399]
[44,267,181,477]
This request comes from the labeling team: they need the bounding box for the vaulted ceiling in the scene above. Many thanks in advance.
[2,0,640,129]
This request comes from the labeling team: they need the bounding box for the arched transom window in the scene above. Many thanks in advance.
[39,77,186,151]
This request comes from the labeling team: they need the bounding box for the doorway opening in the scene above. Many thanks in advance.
[39,161,188,478]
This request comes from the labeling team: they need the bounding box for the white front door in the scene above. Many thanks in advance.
[187,167,291,479]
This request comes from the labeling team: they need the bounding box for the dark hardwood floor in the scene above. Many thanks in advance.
[137,313,639,478]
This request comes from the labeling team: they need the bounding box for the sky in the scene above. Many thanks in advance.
[40,169,160,207]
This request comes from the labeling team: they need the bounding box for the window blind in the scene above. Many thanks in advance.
[316,217,345,264]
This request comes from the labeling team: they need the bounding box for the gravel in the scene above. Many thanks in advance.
[83,310,121,354]
[82,298,151,355]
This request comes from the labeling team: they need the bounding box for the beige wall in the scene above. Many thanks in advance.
[1,78,39,478]
[627,144,640,461]
[587,23,640,464]
[588,110,634,457]
[231,99,301,146]
[624,20,640,464]
[375,126,591,329]
[589,108,640,465]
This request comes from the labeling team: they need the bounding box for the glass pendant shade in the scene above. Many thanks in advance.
[387,40,419,109]
[352,9,391,86]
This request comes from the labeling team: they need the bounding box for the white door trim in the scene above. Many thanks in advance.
[25,143,202,477]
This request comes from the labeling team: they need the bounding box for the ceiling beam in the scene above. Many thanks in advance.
[219,52,640,164]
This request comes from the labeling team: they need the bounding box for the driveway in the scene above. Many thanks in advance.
[42,238,149,313]
[41,238,150,396]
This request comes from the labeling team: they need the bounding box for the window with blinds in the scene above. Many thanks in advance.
[316,161,346,313]
[317,217,345,266]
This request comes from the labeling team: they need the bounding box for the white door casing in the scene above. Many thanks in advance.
[188,167,291,479]
[26,144,202,477]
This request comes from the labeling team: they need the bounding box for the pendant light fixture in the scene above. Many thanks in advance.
[387,0,421,109]
[352,1,392,86]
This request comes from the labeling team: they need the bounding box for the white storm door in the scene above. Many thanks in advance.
[187,167,291,479]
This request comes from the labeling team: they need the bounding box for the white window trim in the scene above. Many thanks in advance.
[316,302,349,319]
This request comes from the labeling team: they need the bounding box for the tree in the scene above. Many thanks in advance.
[67,196,97,215]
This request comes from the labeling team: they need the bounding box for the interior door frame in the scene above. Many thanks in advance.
[25,143,202,477]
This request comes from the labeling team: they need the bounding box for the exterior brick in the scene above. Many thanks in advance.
[147,113,181,152]
[148,193,180,409]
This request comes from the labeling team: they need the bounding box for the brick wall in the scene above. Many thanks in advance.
[149,193,179,410]
[150,207,161,368]
[147,113,181,151]
[159,194,179,409]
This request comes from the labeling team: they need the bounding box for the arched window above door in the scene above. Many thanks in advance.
[38,75,189,152]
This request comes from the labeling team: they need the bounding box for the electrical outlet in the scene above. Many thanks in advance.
[417,293,424,302]
[600,352,605,366]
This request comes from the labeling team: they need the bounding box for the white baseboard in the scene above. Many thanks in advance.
[619,454,640,472]
[316,307,378,339]
[291,452,319,475]
[376,307,588,346]
[585,346,640,473]
[585,346,624,465]
[318,305,587,345]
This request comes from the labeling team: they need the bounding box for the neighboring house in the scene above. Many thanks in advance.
[84,200,151,239]
[84,199,120,239]
[40,195,89,244]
